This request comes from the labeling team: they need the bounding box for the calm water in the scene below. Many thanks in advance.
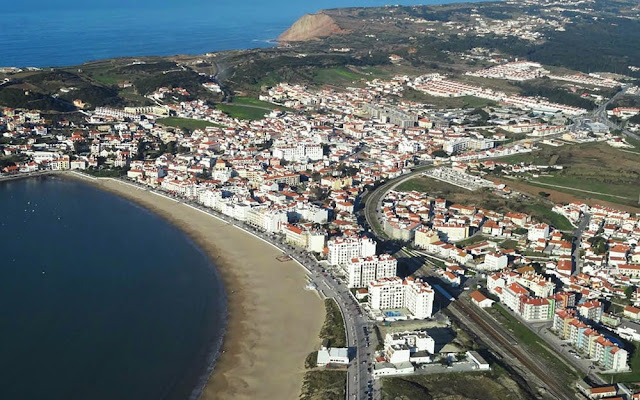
[0,177,226,400]
[2,0,475,68]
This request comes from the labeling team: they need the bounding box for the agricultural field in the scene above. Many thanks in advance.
[495,142,640,210]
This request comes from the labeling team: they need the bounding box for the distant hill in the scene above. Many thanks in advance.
[278,13,345,42]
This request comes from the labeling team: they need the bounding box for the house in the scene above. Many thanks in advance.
[479,252,508,271]
[624,305,640,320]
[586,385,617,399]
[469,290,494,308]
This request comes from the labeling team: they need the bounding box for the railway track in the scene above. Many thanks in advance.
[452,299,575,400]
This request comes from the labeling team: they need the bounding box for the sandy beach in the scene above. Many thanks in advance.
[69,175,325,400]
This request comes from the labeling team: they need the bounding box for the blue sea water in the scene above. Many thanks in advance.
[3,0,472,68]
[0,177,226,400]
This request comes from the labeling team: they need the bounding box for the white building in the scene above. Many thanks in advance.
[272,142,323,162]
[577,300,604,323]
[503,282,529,313]
[433,222,469,242]
[245,207,288,234]
[346,254,397,288]
[528,223,550,242]
[368,277,434,319]
[479,252,509,271]
[316,347,349,366]
[384,330,435,355]
[327,236,376,266]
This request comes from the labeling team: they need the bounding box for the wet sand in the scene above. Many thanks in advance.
[67,174,325,400]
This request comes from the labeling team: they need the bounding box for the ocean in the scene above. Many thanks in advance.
[2,0,473,68]
[0,177,226,400]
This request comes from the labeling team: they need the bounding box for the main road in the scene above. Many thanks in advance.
[578,84,640,141]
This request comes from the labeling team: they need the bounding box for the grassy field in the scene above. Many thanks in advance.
[300,370,346,400]
[401,88,497,109]
[231,96,281,109]
[498,177,640,214]
[534,175,639,200]
[489,304,580,385]
[495,142,640,209]
[215,96,289,120]
[381,366,527,400]
[501,239,519,250]
[156,117,224,130]
[455,235,490,247]
[216,103,267,120]
[92,74,122,85]
[622,135,640,153]
[524,203,574,231]
[216,95,287,120]
[313,67,368,86]
[396,176,573,231]
[320,299,347,348]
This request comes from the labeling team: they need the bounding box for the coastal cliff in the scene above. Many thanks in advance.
[278,13,345,42]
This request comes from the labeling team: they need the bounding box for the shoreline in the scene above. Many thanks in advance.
[54,172,326,400]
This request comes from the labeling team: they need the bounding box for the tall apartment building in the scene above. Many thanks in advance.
[346,254,397,288]
[577,300,604,323]
[368,277,434,319]
[245,207,288,233]
[327,236,376,266]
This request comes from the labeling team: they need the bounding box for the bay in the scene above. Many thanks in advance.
[0,177,226,400]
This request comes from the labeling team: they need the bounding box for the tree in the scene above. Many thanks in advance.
[587,236,607,255]
[625,286,635,301]
[432,150,449,158]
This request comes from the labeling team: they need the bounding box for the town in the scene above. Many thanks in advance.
[2,0,640,399]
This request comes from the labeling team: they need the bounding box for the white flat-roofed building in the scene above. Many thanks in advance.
[327,236,376,266]
[385,344,411,363]
[346,254,397,288]
[368,277,434,319]
[480,252,509,271]
[369,277,406,311]
[404,277,435,319]
[296,203,329,224]
[245,207,288,234]
[307,231,327,253]
[316,346,349,366]
[372,361,414,378]
[384,330,435,355]
[433,222,469,242]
